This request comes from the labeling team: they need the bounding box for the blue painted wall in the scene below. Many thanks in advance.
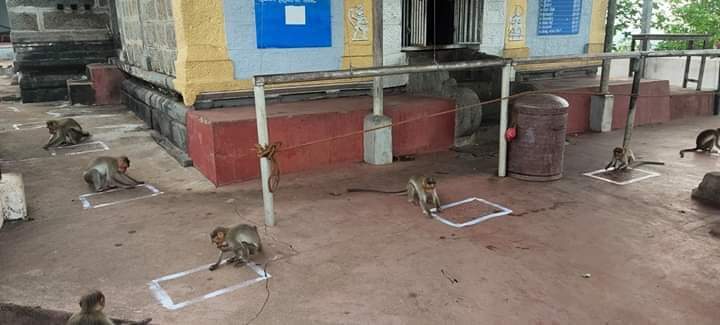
[525,0,593,56]
[222,0,345,80]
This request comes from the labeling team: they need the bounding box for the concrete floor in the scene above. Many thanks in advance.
[1,76,720,324]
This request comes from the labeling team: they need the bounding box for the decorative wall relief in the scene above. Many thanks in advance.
[508,5,524,41]
[348,4,369,41]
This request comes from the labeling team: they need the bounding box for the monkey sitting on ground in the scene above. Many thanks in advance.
[209,224,262,271]
[83,156,144,192]
[347,176,441,217]
[679,128,720,158]
[605,147,664,171]
[66,290,115,325]
[43,118,91,150]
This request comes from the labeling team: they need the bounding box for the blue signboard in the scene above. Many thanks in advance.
[255,0,332,48]
[537,0,582,35]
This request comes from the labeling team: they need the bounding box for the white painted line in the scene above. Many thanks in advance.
[49,141,109,156]
[78,184,163,209]
[12,122,46,130]
[148,259,271,310]
[3,106,19,112]
[583,167,660,185]
[430,197,513,228]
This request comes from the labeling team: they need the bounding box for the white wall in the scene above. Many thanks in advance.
[479,0,507,56]
[607,57,719,91]
[383,0,407,87]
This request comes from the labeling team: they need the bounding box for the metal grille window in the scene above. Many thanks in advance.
[402,0,483,48]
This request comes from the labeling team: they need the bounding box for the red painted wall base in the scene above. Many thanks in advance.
[188,95,456,186]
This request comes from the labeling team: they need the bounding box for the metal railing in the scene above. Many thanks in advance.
[251,48,720,226]
[629,33,713,89]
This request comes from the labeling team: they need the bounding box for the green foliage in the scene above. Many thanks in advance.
[615,0,719,50]
[614,0,643,50]
[655,0,720,50]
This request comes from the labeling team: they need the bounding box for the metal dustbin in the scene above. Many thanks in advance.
[508,94,569,181]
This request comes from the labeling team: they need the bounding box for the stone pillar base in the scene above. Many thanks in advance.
[363,114,393,165]
[1,173,27,221]
[590,94,614,132]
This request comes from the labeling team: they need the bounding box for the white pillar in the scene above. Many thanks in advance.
[253,78,275,226]
[498,64,512,177]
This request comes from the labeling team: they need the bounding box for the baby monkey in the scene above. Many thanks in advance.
[44,118,91,150]
[606,147,664,171]
[348,176,441,216]
[66,290,114,325]
[679,128,720,158]
[209,224,262,271]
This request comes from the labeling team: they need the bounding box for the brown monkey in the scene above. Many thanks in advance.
[407,176,441,216]
[679,128,720,158]
[43,118,91,150]
[606,147,664,171]
[209,224,262,271]
[66,290,114,325]
[348,176,441,216]
[83,156,143,192]
[606,147,633,170]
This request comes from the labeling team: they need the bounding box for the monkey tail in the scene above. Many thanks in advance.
[679,148,698,158]
[346,188,406,194]
[632,161,665,168]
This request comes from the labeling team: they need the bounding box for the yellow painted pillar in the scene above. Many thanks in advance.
[172,0,243,106]
[343,0,374,69]
[587,0,608,53]
[504,0,529,58]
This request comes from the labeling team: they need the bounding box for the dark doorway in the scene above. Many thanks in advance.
[427,0,455,46]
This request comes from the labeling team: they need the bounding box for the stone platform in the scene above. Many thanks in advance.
[187,95,456,186]
[525,78,715,134]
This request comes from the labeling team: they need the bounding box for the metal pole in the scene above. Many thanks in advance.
[715,58,720,115]
[600,0,617,93]
[252,78,275,226]
[372,0,384,115]
[622,56,645,149]
[641,0,652,35]
[498,63,512,177]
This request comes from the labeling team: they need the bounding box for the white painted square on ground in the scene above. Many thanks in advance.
[583,167,660,185]
[79,184,163,209]
[149,259,271,310]
[285,5,306,25]
[430,197,513,228]
[0,106,19,112]
[12,121,46,130]
[49,140,109,156]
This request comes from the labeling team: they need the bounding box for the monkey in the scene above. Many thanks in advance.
[679,128,720,158]
[66,290,115,325]
[83,156,143,193]
[43,118,91,150]
[347,176,441,216]
[605,147,664,171]
[209,224,262,271]
[407,176,441,216]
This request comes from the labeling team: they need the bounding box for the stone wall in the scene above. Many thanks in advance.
[115,0,176,76]
[122,79,187,153]
[8,0,115,102]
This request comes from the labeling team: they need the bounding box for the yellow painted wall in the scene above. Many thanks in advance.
[504,0,529,58]
[172,0,374,106]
